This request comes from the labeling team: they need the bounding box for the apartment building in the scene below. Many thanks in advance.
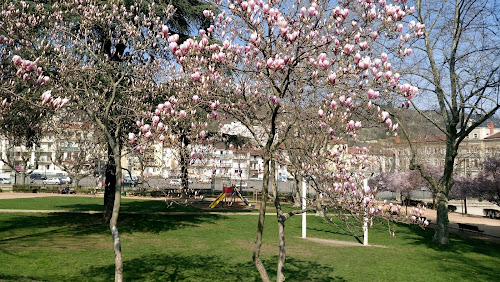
[364,121,500,176]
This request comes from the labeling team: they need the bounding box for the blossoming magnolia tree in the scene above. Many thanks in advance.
[131,72,217,195]
[131,0,426,280]
[0,1,56,184]
[2,1,180,280]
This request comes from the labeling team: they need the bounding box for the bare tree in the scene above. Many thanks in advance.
[393,0,500,244]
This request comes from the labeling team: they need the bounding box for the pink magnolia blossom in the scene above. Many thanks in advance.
[381,52,388,62]
[339,95,346,105]
[161,25,169,36]
[330,100,337,109]
[128,133,135,143]
[318,109,324,118]
[328,72,336,84]
[386,118,393,128]
[380,111,390,121]
[355,121,362,130]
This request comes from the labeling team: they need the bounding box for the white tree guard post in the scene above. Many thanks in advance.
[363,179,369,246]
[302,179,307,238]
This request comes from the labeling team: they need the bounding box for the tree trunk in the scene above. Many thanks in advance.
[104,144,116,223]
[433,135,456,245]
[433,187,449,244]
[293,173,301,207]
[180,147,189,192]
[271,160,286,282]
[253,152,270,282]
[74,176,82,188]
[20,171,26,185]
[277,216,286,282]
[110,143,123,282]
[464,197,467,214]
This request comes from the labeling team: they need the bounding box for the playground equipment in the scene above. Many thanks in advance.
[209,185,255,209]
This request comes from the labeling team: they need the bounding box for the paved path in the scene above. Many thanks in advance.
[1,193,499,242]
[417,208,500,242]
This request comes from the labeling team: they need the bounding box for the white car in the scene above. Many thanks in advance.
[43,178,61,185]
[0,177,11,184]
[199,177,211,184]
[169,179,181,186]
[59,176,72,184]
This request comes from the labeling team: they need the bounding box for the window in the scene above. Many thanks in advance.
[473,133,478,139]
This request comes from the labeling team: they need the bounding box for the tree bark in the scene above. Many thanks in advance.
[433,187,449,244]
[180,147,190,192]
[103,144,116,223]
[20,171,26,185]
[271,160,286,282]
[110,143,123,282]
[253,152,270,282]
[277,216,286,282]
[293,173,301,207]
[433,134,457,244]
[464,197,467,214]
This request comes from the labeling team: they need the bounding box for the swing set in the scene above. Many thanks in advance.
[209,184,255,208]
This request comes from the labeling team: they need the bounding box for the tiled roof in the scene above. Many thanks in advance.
[485,132,500,139]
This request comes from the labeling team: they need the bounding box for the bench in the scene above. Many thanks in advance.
[457,223,484,233]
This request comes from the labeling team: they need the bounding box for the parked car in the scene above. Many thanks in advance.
[0,177,11,184]
[169,178,181,186]
[59,176,72,184]
[237,181,248,188]
[30,173,47,180]
[199,177,211,184]
[122,176,135,187]
[131,175,142,184]
[277,175,287,182]
[43,178,61,185]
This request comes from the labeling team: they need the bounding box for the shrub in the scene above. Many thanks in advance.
[75,187,95,194]
[448,205,457,212]
[13,184,41,193]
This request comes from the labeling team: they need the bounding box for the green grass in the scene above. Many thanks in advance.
[1,197,499,281]
[0,197,204,213]
[0,196,264,213]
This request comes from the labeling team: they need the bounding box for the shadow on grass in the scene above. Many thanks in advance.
[0,273,41,281]
[54,199,205,213]
[54,199,255,213]
[0,213,225,243]
[78,254,343,281]
[379,222,500,281]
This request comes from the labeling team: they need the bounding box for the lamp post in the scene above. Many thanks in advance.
[302,178,306,238]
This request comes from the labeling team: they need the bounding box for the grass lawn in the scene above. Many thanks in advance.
[1,196,499,281]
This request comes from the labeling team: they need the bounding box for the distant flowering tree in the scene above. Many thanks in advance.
[476,157,500,207]
[132,73,217,194]
[144,0,425,280]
